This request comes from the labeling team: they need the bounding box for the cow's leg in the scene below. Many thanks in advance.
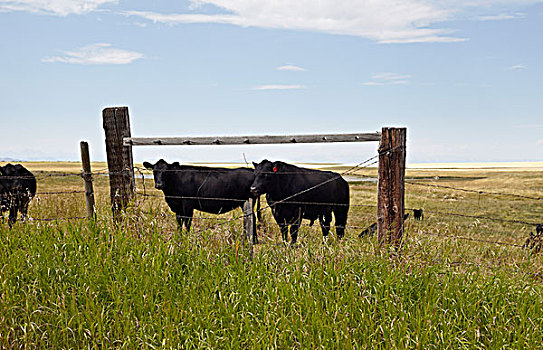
[20,197,30,222]
[319,213,332,237]
[290,219,301,245]
[183,217,192,232]
[279,223,289,243]
[290,208,302,245]
[175,214,184,230]
[183,209,194,232]
[175,207,193,233]
[8,205,17,229]
[334,205,349,239]
[247,200,259,244]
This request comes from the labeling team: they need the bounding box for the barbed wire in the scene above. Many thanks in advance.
[409,207,541,227]
[36,190,86,195]
[415,230,524,248]
[406,181,543,201]
[136,190,377,208]
[29,216,88,222]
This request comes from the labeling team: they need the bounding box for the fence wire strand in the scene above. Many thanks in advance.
[416,230,524,248]
[406,181,543,201]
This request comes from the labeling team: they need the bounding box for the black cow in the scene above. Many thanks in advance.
[0,163,37,227]
[250,160,349,245]
[143,159,259,242]
[413,209,424,221]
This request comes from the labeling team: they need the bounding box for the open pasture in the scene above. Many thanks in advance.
[0,162,542,348]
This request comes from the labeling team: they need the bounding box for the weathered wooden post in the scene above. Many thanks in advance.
[102,107,135,219]
[242,198,255,258]
[377,127,406,248]
[80,141,96,220]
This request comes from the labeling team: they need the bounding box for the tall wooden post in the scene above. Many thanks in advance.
[377,127,406,248]
[80,141,96,220]
[103,107,135,219]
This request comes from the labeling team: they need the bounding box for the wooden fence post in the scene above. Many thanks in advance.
[243,198,255,258]
[377,127,406,248]
[80,141,96,220]
[103,107,135,219]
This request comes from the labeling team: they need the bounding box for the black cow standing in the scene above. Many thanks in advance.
[143,159,259,243]
[0,163,37,227]
[250,160,349,245]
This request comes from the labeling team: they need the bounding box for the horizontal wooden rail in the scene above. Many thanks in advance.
[124,132,381,146]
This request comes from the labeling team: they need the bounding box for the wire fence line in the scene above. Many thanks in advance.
[36,190,86,195]
[136,190,377,208]
[135,188,541,228]
[406,181,543,201]
[409,207,541,227]
[29,216,89,222]
[415,230,524,248]
[3,148,541,237]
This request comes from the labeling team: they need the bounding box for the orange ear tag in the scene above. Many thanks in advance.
[273,166,278,173]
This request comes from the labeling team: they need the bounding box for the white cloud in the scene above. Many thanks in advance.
[477,12,525,21]
[123,1,463,44]
[362,72,411,86]
[0,0,117,16]
[251,84,306,91]
[276,65,307,72]
[508,64,527,70]
[42,43,143,65]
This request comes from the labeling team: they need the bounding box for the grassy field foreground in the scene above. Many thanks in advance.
[0,162,542,348]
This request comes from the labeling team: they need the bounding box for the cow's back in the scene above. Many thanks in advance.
[162,166,254,214]
[273,165,348,204]
[268,164,349,221]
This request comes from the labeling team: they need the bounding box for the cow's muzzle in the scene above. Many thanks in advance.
[250,186,261,196]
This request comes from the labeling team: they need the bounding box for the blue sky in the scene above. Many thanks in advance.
[1,0,542,164]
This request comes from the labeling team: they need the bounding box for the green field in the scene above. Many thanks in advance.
[1,162,542,348]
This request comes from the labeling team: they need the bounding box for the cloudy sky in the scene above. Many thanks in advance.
[1,0,542,164]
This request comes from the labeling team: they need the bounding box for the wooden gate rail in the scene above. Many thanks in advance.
[124,133,381,146]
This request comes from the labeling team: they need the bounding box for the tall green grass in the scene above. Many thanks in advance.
[1,220,542,348]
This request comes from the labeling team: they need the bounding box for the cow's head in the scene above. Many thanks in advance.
[0,164,15,177]
[143,159,179,191]
[250,159,282,196]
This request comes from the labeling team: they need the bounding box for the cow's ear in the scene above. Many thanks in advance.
[143,161,153,170]
[172,162,180,167]
[252,162,258,168]
[272,163,281,173]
